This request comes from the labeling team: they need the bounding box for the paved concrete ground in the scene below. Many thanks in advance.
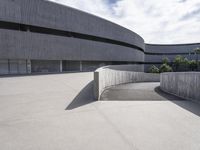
[0,72,200,150]
[100,82,185,100]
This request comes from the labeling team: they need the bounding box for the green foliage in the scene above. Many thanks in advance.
[194,47,200,65]
[171,51,200,71]
[148,65,159,73]
[174,55,185,65]
[189,60,198,71]
[162,57,169,64]
[183,58,189,65]
[194,47,200,54]
[173,55,186,71]
[159,63,173,73]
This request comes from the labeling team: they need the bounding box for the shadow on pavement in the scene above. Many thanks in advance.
[66,81,200,117]
[66,81,96,110]
[156,86,200,117]
[154,86,186,100]
[172,100,200,117]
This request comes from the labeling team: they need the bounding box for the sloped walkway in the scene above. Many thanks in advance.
[100,82,185,101]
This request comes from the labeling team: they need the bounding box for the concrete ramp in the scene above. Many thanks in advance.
[100,82,185,101]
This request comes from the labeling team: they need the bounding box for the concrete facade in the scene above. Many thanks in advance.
[0,0,200,74]
[145,44,200,71]
[94,65,160,100]
[160,72,200,102]
[0,0,145,75]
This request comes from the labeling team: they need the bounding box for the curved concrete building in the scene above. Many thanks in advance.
[145,43,200,70]
[0,0,199,75]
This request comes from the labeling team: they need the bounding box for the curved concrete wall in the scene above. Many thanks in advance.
[94,65,160,100]
[145,43,200,54]
[0,0,145,60]
[20,0,144,49]
[145,44,200,63]
[0,29,144,62]
[0,0,146,74]
[160,72,200,102]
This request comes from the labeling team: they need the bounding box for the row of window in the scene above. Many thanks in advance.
[1,21,195,56]
[0,20,143,52]
[145,52,195,55]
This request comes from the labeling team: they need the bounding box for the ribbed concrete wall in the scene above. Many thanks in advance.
[0,0,144,49]
[160,72,200,102]
[145,44,200,64]
[0,29,144,62]
[0,0,21,23]
[145,44,200,54]
[94,65,160,100]
[19,0,144,49]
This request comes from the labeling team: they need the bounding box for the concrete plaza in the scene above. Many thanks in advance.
[0,72,200,150]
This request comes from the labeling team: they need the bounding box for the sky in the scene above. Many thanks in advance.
[48,0,200,44]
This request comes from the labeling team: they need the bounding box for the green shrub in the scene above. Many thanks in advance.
[173,55,185,71]
[174,55,185,65]
[183,58,189,65]
[148,65,159,73]
[159,64,173,73]
[189,60,198,71]
[162,57,169,64]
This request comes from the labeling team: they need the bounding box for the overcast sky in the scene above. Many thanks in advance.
[48,0,200,44]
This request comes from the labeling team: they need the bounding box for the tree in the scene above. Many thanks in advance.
[159,63,173,73]
[189,60,198,71]
[183,58,189,65]
[162,56,169,64]
[173,55,185,71]
[183,58,190,71]
[194,47,200,61]
[194,47,200,70]
[148,65,159,73]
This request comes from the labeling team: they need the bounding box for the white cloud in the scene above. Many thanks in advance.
[48,0,200,44]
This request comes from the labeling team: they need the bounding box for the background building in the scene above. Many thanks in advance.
[145,43,200,71]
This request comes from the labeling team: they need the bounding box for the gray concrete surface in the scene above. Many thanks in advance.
[94,66,160,100]
[161,72,200,102]
[100,82,185,101]
[1,72,200,150]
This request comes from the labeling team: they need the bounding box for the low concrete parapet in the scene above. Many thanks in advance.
[160,72,200,102]
[94,65,160,100]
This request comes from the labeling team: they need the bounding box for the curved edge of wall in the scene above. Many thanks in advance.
[160,72,200,102]
[94,65,160,100]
